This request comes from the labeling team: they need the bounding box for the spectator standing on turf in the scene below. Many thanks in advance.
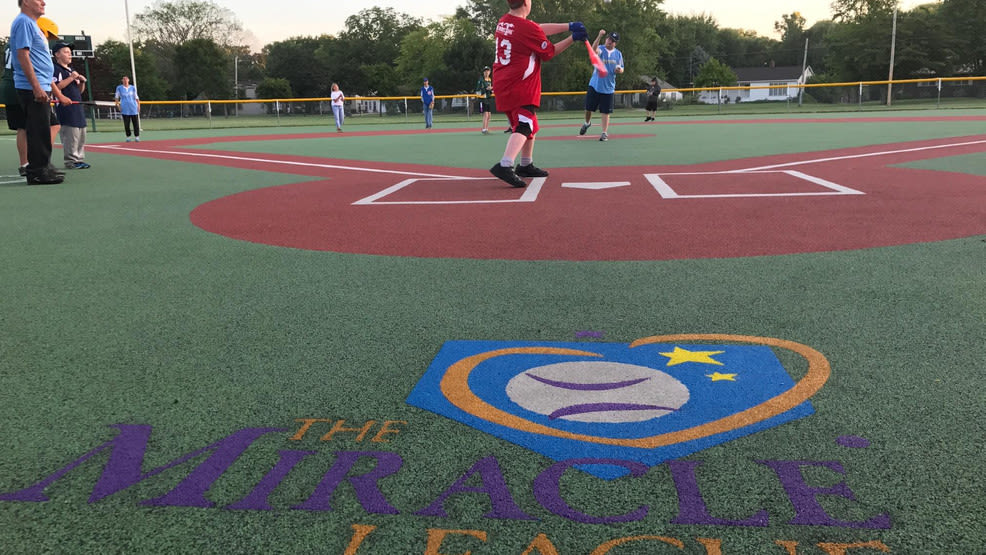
[52,41,89,169]
[475,65,494,134]
[420,77,434,129]
[114,75,140,142]
[9,2,63,184]
[578,30,624,142]
[644,77,660,121]
[330,82,345,132]
[488,0,584,188]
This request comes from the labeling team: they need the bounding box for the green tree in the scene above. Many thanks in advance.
[256,77,292,99]
[133,0,245,48]
[772,12,807,66]
[940,0,986,74]
[92,39,167,101]
[173,38,231,100]
[657,14,722,87]
[263,36,337,99]
[337,7,422,94]
[693,57,737,88]
[824,3,897,81]
[893,4,962,78]
[396,16,492,96]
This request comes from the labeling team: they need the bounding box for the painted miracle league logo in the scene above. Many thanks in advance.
[407,334,829,480]
[0,335,894,553]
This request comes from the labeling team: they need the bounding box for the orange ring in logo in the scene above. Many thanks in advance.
[438,334,830,448]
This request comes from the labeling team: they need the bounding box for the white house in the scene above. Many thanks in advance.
[732,65,814,103]
[697,65,814,104]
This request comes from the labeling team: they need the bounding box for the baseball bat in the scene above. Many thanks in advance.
[584,40,608,77]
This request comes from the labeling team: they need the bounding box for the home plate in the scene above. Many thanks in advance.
[562,181,631,190]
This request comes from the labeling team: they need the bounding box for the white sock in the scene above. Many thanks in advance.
[519,158,532,167]
[500,158,513,167]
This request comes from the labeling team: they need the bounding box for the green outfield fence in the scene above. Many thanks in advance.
[2,75,984,132]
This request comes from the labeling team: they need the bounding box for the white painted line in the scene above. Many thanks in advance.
[89,144,478,180]
[562,182,631,190]
[731,139,986,173]
[645,175,680,198]
[353,178,421,205]
[644,170,863,199]
[785,170,864,195]
[354,177,546,205]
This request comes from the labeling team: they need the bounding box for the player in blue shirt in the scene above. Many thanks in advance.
[420,77,434,129]
[578,31,624,142]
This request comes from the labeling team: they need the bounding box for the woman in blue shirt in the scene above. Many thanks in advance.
[114,76,141,142]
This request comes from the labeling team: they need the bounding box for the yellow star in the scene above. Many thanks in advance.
[659,346,725,367]
[707,372,738,382]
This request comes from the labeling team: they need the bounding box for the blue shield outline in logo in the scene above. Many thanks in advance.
[406,335,829,479]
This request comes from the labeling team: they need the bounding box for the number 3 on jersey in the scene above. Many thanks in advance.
[496,38,512,66]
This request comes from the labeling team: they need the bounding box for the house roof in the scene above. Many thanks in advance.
[638,75,678,89]
[733,65,807,82]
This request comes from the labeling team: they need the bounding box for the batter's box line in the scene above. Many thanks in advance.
[644,170,864,199]
[353,177,546,205]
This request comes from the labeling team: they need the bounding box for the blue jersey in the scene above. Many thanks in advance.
[588,46,624,95]
[9,14,53,91]
[115,85,140,115]
[420,85,434,105]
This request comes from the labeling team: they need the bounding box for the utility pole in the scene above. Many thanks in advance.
[886,6,898,106]
[799,37,809,107]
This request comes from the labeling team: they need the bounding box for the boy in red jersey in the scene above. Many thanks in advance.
[489,0,586,187]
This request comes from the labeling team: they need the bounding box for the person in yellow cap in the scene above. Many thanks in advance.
[9,2,64,184]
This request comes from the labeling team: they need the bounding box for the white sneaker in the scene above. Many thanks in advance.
[599,132,608,142]
[135,137,141,142]
[125,138,132,143]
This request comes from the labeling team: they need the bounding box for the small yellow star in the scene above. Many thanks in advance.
[707,372,738,382]
[659,346,725,367]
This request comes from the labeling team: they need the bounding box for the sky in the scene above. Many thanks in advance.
[6,0,929,50]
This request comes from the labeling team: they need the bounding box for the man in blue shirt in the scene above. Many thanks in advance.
[420,77,434,129]
[578,30,624,142]
[10,0,63,184]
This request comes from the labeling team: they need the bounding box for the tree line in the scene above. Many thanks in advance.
[54,0,986,103]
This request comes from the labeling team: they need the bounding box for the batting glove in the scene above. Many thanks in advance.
[569,22,588,42]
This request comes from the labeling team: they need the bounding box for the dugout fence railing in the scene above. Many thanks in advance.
[2,76,983,133]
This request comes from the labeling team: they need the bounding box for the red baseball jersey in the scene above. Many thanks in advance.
[492,14,557,112]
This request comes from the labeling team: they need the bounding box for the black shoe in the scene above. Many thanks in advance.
[503,128,512,133]
[516,163,549,178]
[489,164,527,188]
[579,122,591,136]
[18,165,27,176]
[26,170,64,185]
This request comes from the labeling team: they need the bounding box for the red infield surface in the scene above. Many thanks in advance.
[92,132,986,261]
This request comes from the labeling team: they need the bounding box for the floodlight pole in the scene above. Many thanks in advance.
[886,6,898,106]
[123,0,138,87]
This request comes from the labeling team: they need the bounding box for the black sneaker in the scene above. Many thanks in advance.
[579,122,591,136]
[516,163,549,178]
[18,165,27,176]
[26,170,64,185]
[489,164,527,188]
